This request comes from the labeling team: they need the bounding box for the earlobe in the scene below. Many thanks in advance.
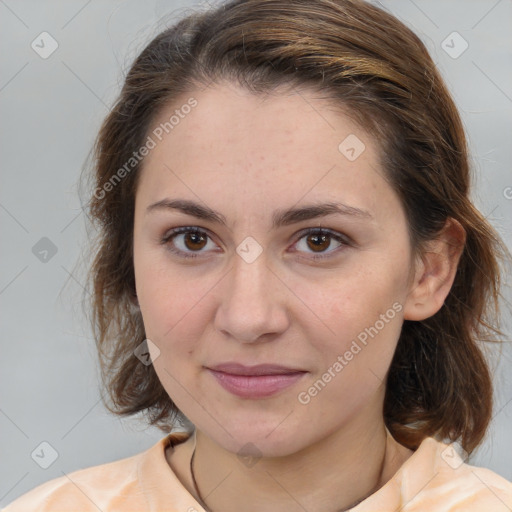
[403,218,466,321]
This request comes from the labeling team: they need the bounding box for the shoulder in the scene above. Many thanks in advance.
[1,435,177,512]
[354,436,512,512]
[395,437,512,511]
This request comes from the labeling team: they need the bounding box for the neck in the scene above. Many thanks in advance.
[190,413,410,512]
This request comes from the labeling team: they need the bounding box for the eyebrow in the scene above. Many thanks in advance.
[146,198,373,228]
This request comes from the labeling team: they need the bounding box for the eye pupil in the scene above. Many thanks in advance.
[185,232,207,250]
[307,233,330,252]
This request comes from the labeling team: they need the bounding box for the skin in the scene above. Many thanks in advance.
[132,81,464,512]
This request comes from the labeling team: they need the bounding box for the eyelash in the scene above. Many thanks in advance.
[160,226,353,261]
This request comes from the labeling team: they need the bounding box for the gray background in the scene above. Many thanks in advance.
[1,0,511,506]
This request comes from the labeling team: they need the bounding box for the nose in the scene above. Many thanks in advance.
[213,250,290,344]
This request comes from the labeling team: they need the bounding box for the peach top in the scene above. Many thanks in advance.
[3,430,511,511]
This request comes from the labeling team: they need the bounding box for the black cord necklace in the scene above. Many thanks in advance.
[190,445,210,511]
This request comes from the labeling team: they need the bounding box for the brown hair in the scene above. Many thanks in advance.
[82,0,509,454]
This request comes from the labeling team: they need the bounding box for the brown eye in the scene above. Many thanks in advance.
[306,232,331,252]
[161,227,215,259]
[183,231,208,251]
[293,228,351,260]
[161,226,352,261]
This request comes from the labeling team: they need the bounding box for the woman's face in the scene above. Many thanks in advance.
[133,81,416,456]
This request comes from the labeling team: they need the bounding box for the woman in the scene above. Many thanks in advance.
[4,0,511,510]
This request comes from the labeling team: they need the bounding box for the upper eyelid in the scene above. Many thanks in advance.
[163,225,352,250]
[163,225,346,239]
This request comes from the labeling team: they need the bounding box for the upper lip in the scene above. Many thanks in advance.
[207,363,306,376]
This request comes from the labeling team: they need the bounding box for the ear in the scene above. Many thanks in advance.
[403,217,466,321]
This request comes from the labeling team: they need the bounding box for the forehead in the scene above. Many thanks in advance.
[147,81,371,161]
[137,81,400,226]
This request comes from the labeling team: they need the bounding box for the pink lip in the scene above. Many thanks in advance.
[206,363,307,399]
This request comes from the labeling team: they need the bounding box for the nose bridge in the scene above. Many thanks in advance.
[214,248,288,343]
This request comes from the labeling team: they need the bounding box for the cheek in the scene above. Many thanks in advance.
[297,286,403,426]
[134,256,219,357]
[295,265,406,405]
[298,265,405,347]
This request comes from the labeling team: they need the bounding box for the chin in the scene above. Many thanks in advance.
[202,414,312,459]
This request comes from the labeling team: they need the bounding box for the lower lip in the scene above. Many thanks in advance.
[207,369,306,398]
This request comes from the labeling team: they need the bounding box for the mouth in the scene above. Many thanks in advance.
[206,362,308,399]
